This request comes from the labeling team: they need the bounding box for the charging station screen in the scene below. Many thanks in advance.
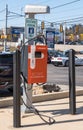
[35,52,41,58]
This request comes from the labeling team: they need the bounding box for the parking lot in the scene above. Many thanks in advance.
[0,63,83,97]
[47,64,83,87]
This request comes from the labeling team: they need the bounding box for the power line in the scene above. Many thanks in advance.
[8,11,24,17]
[36,15,83,26]
[0,0,82,28]
[8,16,24,20]
[55,16,83,23]
[51,0,80,10]
[36,0,81,25]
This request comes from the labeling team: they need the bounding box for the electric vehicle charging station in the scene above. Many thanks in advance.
[13,5,50,127]
[13,5,77,128]
[21,36,48,113]
[21,5,50,113]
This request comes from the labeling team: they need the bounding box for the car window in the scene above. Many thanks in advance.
[48,50,63,57]
[55,52,64,57]
[0,54,13,64]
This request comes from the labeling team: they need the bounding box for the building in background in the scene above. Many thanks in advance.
[0,26,24,42]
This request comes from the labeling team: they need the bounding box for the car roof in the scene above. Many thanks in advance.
[0,51,14,55]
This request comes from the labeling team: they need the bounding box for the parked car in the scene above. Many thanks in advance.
[0,51,13,91]
[79,50,83,54]
[56,41,64,44]
[51,52,83,67]
[48,49,62,56]
[67,41,82,45]
[47,49,63,63]
[63,50,70,56]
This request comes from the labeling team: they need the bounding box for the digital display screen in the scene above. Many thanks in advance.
[35,52,41,58]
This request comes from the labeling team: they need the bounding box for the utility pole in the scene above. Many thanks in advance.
[4,4,8,51]
[64,22,66,45]
[6,4,8,36]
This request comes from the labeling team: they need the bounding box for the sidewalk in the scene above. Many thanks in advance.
[0,95,83,130]
[0,85,83,107]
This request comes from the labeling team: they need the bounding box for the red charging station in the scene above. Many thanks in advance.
[28,45,47,84]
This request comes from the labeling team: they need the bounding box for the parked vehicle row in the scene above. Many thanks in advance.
[51,53,83,67]
[56,41,83,45]
[66,41,83,45]
[48,49,83,67]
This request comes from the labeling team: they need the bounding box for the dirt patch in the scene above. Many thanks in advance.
[32,84,61,95]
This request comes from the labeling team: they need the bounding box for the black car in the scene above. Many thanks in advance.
[0,51,13,91]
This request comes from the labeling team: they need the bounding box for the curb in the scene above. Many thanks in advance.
[32,88,83,102]
[0,89,83,107]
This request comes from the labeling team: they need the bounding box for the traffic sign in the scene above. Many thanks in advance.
[25,18,37,40]
[46,29,55,48]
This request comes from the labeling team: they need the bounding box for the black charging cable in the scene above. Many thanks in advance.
[21,74,55,125]
[21,97,55,125]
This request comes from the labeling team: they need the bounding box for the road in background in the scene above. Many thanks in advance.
[47,64,83,89]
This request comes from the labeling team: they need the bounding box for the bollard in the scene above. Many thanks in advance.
[13,50,21,127]
[69,49,76,115]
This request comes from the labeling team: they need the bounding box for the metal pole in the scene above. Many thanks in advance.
[22,13,35,113]
[64,22,66,45]
[4,4,8,51]
[69,49,76,114]
[6,4,8,36]
[13,50,21,127]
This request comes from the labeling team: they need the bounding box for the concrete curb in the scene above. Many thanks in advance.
[0,89,83,107]
[32,88,83,102]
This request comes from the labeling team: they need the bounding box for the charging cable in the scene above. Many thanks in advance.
[21,74,55,125]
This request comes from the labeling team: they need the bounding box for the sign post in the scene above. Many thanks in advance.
[25,18,37,40]
[46,28,55,49]
[23,5,50,113]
